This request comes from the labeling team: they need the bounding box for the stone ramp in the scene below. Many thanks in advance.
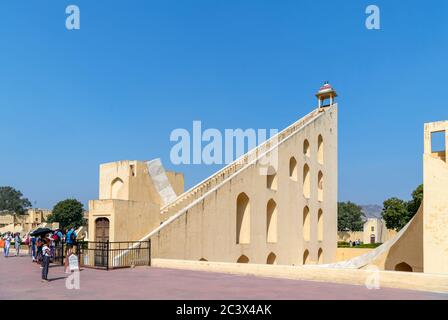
[316,204,423,270]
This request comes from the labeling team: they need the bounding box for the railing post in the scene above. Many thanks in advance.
[148,240,151,267]
[106,240,109,271]
[61,242,64,266]
[78,242,82,268]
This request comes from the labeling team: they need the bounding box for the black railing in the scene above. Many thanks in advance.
[52,241,65,265]
[50,240,151,270]
[77,240,151,270]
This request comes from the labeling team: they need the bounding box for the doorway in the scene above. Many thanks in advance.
[95,218,110,267]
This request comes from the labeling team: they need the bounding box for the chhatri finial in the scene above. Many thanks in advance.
[316,81,337,108]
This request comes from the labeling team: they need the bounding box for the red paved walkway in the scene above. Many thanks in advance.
[1,255,447,300]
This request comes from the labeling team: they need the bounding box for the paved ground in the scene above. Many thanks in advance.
[1,254,447,300]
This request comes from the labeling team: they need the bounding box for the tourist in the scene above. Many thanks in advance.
[64,227,77,272]
[31,236,37,262]
[41,239,51,282]
[3,232,12,257]
[53,229,63,246]
[14,233,21,256]
[24,233,30,255]
[47,234,54,260]
[36,236,44,263]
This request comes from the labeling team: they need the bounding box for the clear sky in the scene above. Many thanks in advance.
[0,0,447,209]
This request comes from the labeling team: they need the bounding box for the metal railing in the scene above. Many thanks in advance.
[50,240,151,270]
[77,241,151,270]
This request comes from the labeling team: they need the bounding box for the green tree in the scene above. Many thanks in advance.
[0,186,32,214]
[382,197,409,231]
[338,201,365,231]
[47,199,85,230]
[407,184,423,219]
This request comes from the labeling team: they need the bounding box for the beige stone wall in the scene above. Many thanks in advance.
[98,161,184,206]
[335,248,373,261]
[88,199,160,242]
[423,121,448,274]
[151,105,338,266]
[381,205,424,272]
[337,225,396,244]
[0,214,14,226]
[166,171,185,197]
[337,231,363,242]
[89,158,185,242]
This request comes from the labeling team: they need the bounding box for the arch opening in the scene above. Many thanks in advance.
[266,199,278,243]
[318,135,324,164]
[303,164,310,199]
[110,178,124,199]
[289,157,298,181]
[237,255,249,264]
[303,139,310,157]
[318,248,323,264]
[266,166,278,191]
[266,252,277,265]
[395,262,413,272]
[317,209,323,241]
[236,193,250,244]
[303,206,310,241]
[303,249,310,265]
[318,171,324,202]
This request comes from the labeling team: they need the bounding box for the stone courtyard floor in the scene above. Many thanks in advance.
[1,254,447,300]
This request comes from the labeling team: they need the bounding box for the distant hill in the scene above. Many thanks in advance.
[360,204,383,220]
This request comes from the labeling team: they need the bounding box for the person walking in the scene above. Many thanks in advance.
[36,236,43,264]
[64,227,77,272]
[31,236,37,262]
[48,234,55,262]
[41,239,51,282]
[14,233,21,256]
[3,232,12,257]
[24,234,31,255]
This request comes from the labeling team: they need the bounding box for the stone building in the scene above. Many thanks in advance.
[0,208,53,235]
[338,218,397,244]
[89,83,338,265]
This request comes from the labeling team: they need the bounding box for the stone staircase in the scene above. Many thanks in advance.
[160,107,322,219]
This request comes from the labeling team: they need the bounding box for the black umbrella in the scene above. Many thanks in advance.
[30,228,52,237]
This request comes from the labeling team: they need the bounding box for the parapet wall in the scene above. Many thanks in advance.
[152,258,448,293]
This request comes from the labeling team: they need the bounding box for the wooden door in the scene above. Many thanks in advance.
[95,218,109,267]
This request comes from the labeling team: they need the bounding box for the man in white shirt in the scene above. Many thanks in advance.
[3,232,12,257]
[41,240,51,282]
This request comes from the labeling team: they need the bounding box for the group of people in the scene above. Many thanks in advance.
[2,227,79,282]
[2,232,22,257]
[349,239,362,247]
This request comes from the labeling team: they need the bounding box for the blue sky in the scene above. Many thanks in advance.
[0,0,447,209]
